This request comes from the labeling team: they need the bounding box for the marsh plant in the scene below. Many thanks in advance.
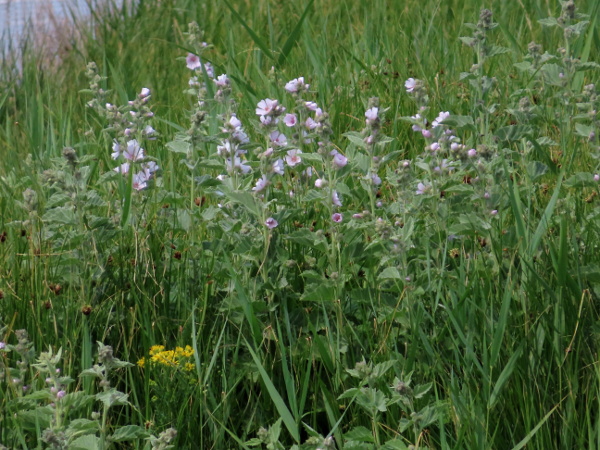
[1,0,600,448]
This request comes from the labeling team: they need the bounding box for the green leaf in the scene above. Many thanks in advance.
[109,425,148,442]
[70,435,100,450]
[43,206,77,226]
[96,389,129,408]
[564,172,595,188]
[488,344,523,409]
[538,17,559,27]
[382,439,410,450]
[344,426,375,443]
[166,140,191,154]
[575,123,593,138]
[413,382,432,399]
[441,115,474,129]
[344,132,368,149]
[494,125,533,141]
[378,267,402,280]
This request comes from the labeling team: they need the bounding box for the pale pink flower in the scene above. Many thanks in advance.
[305,117,318,130]
[285,77,309,93]
[432,111,450,128]
[283,113,298,127]
[124,140,144,161]
[365,107,379,123]
[252,175,269,193]
[140,87,150,98]
[430,142,440,151]
[415,182,429,195]
[232,129,249,144]
[111,140,121,160]
[405,78,417,92]
[265,217,278,229]
[305,101,318,111]
[467,148,477,158]
[214,74,230,87]
[315,178,326,188]
[332,152,348,168]
[371,173,382,185]
[332,213,343,223]
[133,171,149,191]
[332,190,342,207]
[186,53,202,70]
[228,115,242,129]
[272,159,284,175]
[595,174,600,182]
[226,156,251,174]
[270,130,288,147]
[421,129,432,138]
[260,115,277,126]
[491,210,498,215]
[256,98,279,116]
[285,149,302,167]
[114,163,130,175]
[217,140,235,156]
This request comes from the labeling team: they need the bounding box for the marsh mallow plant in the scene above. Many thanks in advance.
[2,2,600,448]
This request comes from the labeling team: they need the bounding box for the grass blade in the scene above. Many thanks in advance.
[223,0,274,60]
[277,0,315,67]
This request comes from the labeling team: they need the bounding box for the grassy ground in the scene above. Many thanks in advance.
[1,0,600,448]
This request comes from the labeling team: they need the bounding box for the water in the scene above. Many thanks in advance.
[0,0,91,45]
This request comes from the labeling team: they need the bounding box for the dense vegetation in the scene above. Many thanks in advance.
[1,0,600,448]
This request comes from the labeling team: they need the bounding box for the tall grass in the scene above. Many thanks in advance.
[1,0,600,448]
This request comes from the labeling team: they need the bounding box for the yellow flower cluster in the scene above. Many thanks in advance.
[137,345,195,372]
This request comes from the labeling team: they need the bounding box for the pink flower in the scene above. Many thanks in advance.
[332,213,343,223]
[415,182,429,195]
[371,173,382,185]
[595,174,600,182]
[467,148,477,158]
[265,217,278,229]
[305,101,318,111]
[256,98,279,117]
[272,159,284,175]
[332,190,342,207]
[365,107,379,123]
[140,87,150,98]
[305,117,318,130]
[285,77,309,93]
[186,53,201,70]
[270,130,288,147]
[252,175,269,192]
[432,111,450,128]
[111,140,121,160]
[124,140,145,161]
[214,74,230,87]
[315,178,326,188]
[331,152,348,168]
[405,78,417,92]
[283,113,297,127]
[228,115,242,129]
[114,163,130,175]
[285,149,302,167]
[133,171,149,191]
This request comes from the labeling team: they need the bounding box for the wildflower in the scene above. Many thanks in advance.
[283,113,298,127]
[214,74,230,87]
[265,217,278,229]
[56,390,66,399]
[111,140,121,159]
[252,175,269,193]
[432,111,450,128]
[217,140,235,156]
[305,101,319,111]
[405,78,417,92]
[332,190,342,207]
[491,210,498,215]
[270,130,288,147]
[595,174,600,182]
[352,213,363,219]
[332,213,343,223]
[0,342,5,350]
[228,115,242,129]
[421,129,432,138]
[315,178,326,188]
[133,171,149,191]
[305,117,318,130]
[124,139,145,161]
[415,182,429,195]
[285,77,309,93]
[365,107,379,124]
[140,87,151,98]
[272,159,285,175]
[256,98,280,117]
[371,173,382,185]
[430,142,440,152]
[114,163,130,175]
[232,128,249,144]
[467,148,477,158]
[143,125,156,137]
[331,151,348,168]
[186,53,202,70]
[226,156,251,174]
[285,149,302,167]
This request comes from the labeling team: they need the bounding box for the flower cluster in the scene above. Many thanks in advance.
[137,345,195,372]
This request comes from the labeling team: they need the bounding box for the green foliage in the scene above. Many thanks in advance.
[1,0,600,448]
